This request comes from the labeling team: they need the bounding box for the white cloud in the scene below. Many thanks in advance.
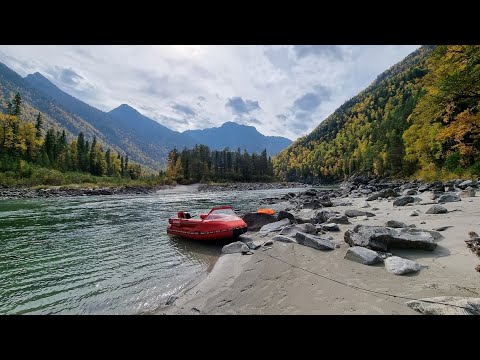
[0,45,420,140]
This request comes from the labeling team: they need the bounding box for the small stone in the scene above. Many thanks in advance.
[385,256,422,275]
[433,226,453,232]
[426,205,448,214]
[409,210,420,216]
[385,220,409,228]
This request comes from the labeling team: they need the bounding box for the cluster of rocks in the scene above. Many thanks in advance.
[0,185,168,199]
[197,182,307,192]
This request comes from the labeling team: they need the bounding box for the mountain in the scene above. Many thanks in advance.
[23,72,200,169]
[274,45,436,182]
[183,121,291,156]
[274,45,480,182]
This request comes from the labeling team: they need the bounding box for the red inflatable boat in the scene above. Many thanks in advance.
[167,206,248,241]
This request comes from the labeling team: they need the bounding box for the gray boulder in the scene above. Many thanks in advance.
[393,196,415,206]
[277,210,296,223]
[295,232,335,251]
[326,215,351,224]
[318,223,340,232]
[437,194,461,203]
[272,235,297,243]
[344,225,437,251]
[406,297,480,315]
[222,241,250,254]
[385,256,421,275]
[259,218,291,235]
[425,205,448,214]
[242,212,276,231]
[303,199,323,210]
[459,187,475,198]
[280,223,317,237]
[344,246,382,265]
[313,210,340,223]
[345,209,376,218]
[385,220,409,228]
[458,180,474,190]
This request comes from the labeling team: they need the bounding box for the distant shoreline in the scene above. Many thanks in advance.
[0,181,311,199]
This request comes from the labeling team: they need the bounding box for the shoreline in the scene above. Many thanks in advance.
[161,182,480,315]
[0,181,310,199]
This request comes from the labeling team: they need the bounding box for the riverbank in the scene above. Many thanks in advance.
[161,179,480,315]
[0,181,309,199]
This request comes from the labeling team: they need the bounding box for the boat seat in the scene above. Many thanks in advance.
[200,214,208,220]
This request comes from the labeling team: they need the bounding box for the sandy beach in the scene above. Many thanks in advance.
[161,189,480,315]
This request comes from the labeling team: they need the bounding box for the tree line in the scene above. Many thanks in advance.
[165,145,275,183]
[0,92,142,179]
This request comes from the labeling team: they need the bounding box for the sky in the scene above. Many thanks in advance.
[0,45,420,140]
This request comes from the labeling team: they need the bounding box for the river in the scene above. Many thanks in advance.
[0,185,305,314]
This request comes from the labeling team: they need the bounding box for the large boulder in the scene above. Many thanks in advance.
[326,215,351,224]
[406,297,480,315]
[313,210,340,223]
[457,180,474,190]
[242,212,276,231]
[303,199,323,210]
[295,232,335,251]
[437,194,461,203]
[385,220,409,228]
[344,246,382,265]
[393,196,415,206]
[345,209,375,218]
[280,223,317,237]
[425,205,448,214]
[366,188,400,201]
[277,210,296,223]
[459,187,476,198]
[259,218,291,235]
[344,225,437,251]
[222,241,250,254]
[272,235,297,243]
[384,256,421,275]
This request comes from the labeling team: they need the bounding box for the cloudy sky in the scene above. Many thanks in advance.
[0,45,419,140]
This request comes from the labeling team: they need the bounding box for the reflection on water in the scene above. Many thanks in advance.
[0,186,307,314]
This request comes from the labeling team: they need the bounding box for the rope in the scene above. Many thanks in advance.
[263,252,476,312]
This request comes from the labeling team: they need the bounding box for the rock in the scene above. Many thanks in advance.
[263,240,274,246]
[222,241,250,254]
[437,194,461,203]
[344,225,437,251]
[277,210,296,223]
[303,199,323,210]
[366,189,400,201]
[476,265,480,273]
[326,215,350,224]
[425,205,448,214]
[372,207,380,211]
[295,232,335,251]
[332,199,353,206]
[272,235,297,243]
[345,209,375,218]
[242,212,276,231]
[318,223,340,232]
[433,226,452,232]
[458,180,474,190]
[385,220,409,228]
[393,196,415,206]
[404,189,417,196]
[409,210,420,217]
[418,183,432,192]
[280,223,317,237]
[344,246,382,265]
[259,218,291,235]
[377,251,393,260]
[165,295,178,306]
[459,187,476,198]
[304,189,317,196]
[385,256,421,275]
[360,201,370,208]
[313,210,340,223]
[406,296,480,315]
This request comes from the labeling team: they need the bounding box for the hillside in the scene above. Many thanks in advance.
[183,121,291,156]
[274,45,480,182]
[24,72,196,169]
